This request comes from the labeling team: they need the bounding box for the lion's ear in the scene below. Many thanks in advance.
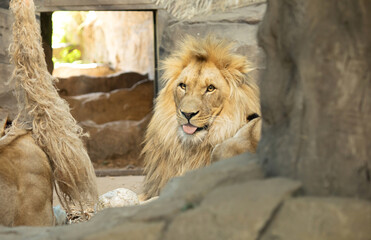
[159,56,184,86]
[225,56,255,86]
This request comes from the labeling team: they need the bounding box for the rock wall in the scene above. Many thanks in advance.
[56,72,149,96]
[57,72,153,167]
[258,0,371,199]
[0,7,17,120]
[66,80,153,124]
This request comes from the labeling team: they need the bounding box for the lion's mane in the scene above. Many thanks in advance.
[142,36,260,199]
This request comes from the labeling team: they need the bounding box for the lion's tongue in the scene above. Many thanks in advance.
[182,124,197,135]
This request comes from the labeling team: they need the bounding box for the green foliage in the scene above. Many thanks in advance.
[53,46,82,64]
[52,11,87,64]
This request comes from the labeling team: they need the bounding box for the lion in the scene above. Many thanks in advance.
[141,35,261,199]
[0,127,54,226]
[0,0,98,226]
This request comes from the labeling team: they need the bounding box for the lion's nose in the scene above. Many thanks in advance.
[181,111,199,121]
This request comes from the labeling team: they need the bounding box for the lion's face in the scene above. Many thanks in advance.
[173,60,230,144]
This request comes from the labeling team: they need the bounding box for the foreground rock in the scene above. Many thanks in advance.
[261,197,371,240]
[0,154,370,240]
[257,0,371,199]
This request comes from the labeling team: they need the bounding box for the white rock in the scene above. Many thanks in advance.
[96,188,140,211]
[53,205,67,225]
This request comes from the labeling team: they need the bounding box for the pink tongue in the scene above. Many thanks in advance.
[182,124,198,135]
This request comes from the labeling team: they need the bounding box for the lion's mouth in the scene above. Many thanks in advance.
[182,124,206,135]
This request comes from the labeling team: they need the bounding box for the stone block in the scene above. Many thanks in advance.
[66,80,153,124]
[165,178,301,240]
[81,116,150,167]
[160,153,265,202]
[261,197,371,240]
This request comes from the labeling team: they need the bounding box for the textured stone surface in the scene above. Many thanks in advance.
[84,222,165,240]
[160,154,265,201]
[66,80,153,124]
[81,115,150,167]
[97,188,140,210]
[156,0,265,20]
[56,71,149,96]
[164,178,301,240]
[258,0,371,199]
[0,8,17,121]
[0,158,370,240]
[261,197,371,240]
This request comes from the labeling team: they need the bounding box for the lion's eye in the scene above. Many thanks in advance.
[179,83,186,90]
[206,85,216,92]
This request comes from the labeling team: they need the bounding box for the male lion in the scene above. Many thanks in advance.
[142,36,261,199]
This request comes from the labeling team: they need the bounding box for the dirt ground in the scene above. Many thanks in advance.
[53,175,145,206]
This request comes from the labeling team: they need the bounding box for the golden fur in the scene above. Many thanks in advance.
[0,0,98,226]
[142,36,261,199]
[0,129,54,226]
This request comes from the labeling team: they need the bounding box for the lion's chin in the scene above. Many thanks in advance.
[178,125,207,144]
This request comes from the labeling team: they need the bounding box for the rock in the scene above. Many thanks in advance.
[164,178,301,240]
[84,222,165,240]
[261,197,371,240]
[81,115,150,167]
[56,71,149,96]
[96,188,140,211]
[53,205,67,225]
[156,0,265,20]
[0,92,17,122]
[66,80,153,124]
[160,153,265,202]
[257,0,371,199]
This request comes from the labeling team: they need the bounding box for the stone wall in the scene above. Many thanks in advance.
[257,0,371,199]
[56,72,153,168]
[0,7,17,120]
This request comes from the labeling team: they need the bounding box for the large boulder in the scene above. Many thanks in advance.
[261,197,371,240]
[257,0,371,199]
